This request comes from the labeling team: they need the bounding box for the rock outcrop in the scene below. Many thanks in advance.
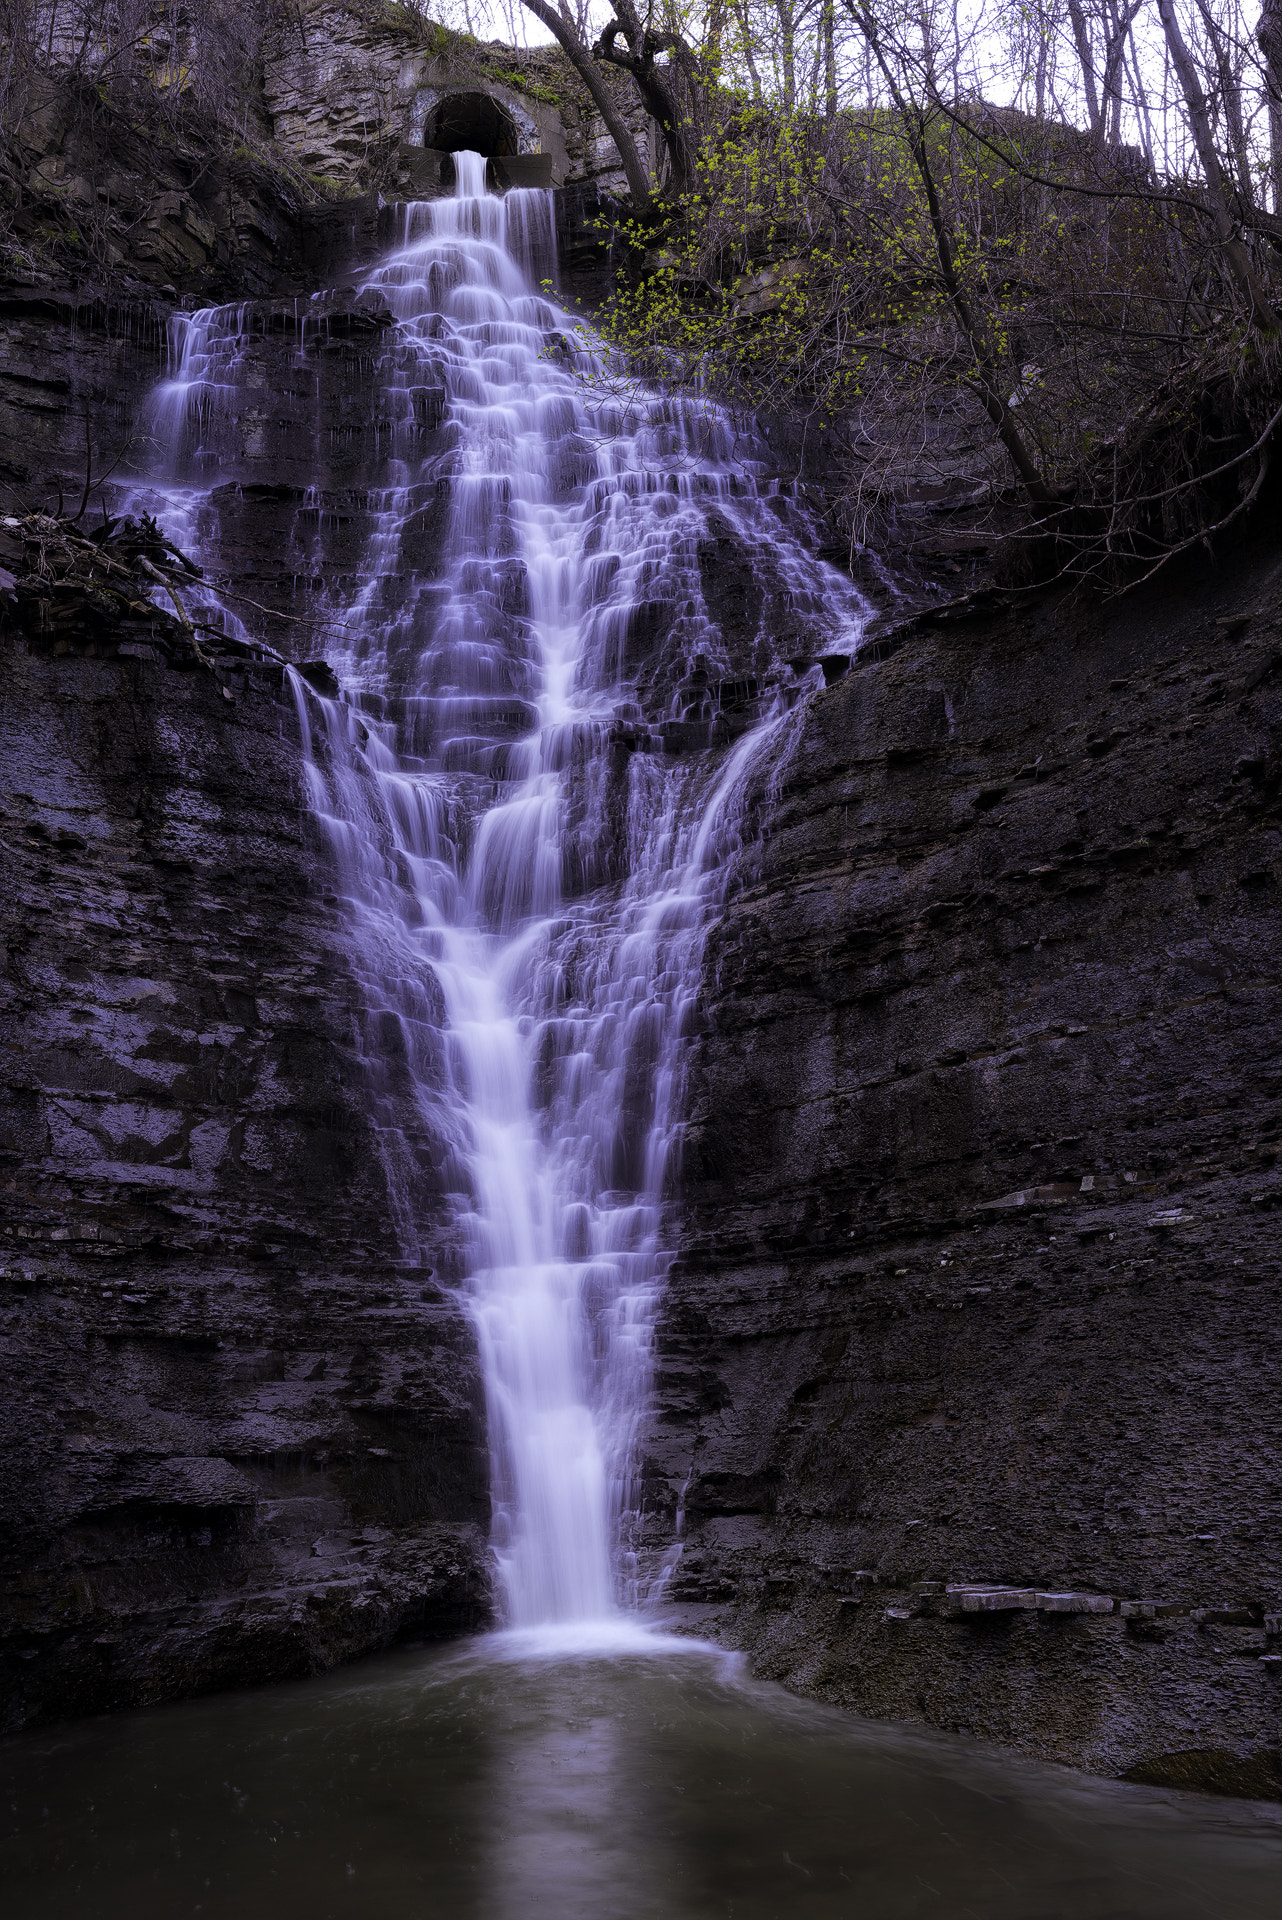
[0,5,634,529]
[260,6,655,200]
[0,611,490,1735]
[10,509,1277,1784]
[3,19,1281,1796]
[651,547,1282,1797]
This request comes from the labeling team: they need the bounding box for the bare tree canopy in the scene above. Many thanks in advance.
[5,0,1282,585]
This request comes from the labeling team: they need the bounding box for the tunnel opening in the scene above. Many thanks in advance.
[425,93,519,185]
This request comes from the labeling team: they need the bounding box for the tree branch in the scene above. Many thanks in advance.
[1155,0,1281,330]
[516,0,654,209]
[841,1,1062,508]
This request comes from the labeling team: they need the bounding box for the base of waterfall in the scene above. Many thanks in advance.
[479,1616,734,1664]
[4,1636,1279,1919]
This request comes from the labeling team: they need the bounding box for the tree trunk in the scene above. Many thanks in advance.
[824,0,838,116]
[1100,0,1138,149]
[842,1,1060,509]
[1156,0,1280,329]
[734,0,764,103]
[1066,0,1104,143]
[593,1,700,198]
[775,0,797,108]
[1260,0,1282,212]
[517,0,654,209]
[1195,0,1252,206]
[1034,6,1048,121]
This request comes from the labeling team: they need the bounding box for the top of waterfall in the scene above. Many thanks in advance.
[454,150,489,199]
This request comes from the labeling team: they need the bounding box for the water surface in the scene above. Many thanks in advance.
[4,1633,1279,1919]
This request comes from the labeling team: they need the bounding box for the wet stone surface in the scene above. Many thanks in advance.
[650,540,1282,1795]
[0,636,491,1731]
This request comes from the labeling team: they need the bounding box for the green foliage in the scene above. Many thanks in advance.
[591,94,1204,541]
[303,170,353,196]
[482,67,565,109]
[378,2,465,55]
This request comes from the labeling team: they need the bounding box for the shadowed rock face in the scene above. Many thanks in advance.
[0,188,626,554]
[4,490,1282,1790]
[0,635,491,1733]
[646,548,1282,1795]
[4,444,1282,1785]
[0,228,829,1731]
[3,106,1282,1791]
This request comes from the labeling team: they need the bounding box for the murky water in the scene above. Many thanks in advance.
[3,1633,1279,1919]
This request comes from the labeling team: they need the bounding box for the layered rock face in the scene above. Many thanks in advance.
[4,362,1281,1783]
[261,6,655,200]
[0,191,618,538]
[0,634,490,1734]
[0,206,687,1735]
[4,28,1281,1787]
[653,551,1282,1796]
[8,517,1279,1771]
[1,13,624,524]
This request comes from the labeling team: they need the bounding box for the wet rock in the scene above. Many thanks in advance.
[650,538,1282,1794]
[0,629,491,1733]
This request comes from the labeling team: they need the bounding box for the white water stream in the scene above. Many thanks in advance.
[139,154,868,1630]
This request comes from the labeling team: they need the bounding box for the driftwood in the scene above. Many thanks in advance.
[0,509,284,677]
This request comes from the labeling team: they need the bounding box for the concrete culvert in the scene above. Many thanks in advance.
[424,92,518,160]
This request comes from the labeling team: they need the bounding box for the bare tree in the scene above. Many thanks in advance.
[842,0,1061,506]
[516,0,657,206]
[1193,0,1253,206]
[1064,0,1144,148]
[1156,0,1280,326]
[1262,0,1282,210]
[592,0,708,195]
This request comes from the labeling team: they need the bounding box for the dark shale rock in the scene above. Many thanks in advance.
[0,189,638,600]
[0,626,491,1734]
[643,539,1282,1795]
[3,430,1281,1797]
[4,29,1282,1793]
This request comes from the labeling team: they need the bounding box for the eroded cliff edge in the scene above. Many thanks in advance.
[4,513,1280,1789]
[0,634,491,1733]
[655,546,1282,1798]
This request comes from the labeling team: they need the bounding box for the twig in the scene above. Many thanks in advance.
[74,408,94,524]
[139,555,213,665]
[1089,396,1282,515]
[208,577,357,632]
[1109,444,1273,597]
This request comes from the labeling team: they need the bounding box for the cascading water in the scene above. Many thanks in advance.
[138,153,868,1631]
[14,157,1282,1920]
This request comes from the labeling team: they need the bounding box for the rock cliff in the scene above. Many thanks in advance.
[0,4,629,527]
[2,19,1280,1796]
[6,483,1278,1790]
[0,618,490,1734]
[651,548,1282,1798]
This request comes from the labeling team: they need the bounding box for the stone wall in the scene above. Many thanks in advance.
[650,544,1282,1797]
[261,4,656,200]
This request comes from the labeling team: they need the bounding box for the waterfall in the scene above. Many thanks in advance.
[137,156,869,1630]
